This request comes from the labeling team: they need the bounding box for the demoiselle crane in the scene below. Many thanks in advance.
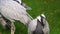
[0,0,33,34]
[28,14,50,34]
[0,0,32,29]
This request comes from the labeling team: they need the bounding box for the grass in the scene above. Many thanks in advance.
[0,0,60,34]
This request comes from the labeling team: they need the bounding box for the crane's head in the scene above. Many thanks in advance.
[37,14,46,22]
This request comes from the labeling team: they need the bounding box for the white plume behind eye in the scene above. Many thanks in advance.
[37,16,41,22]
[41,14,46,18]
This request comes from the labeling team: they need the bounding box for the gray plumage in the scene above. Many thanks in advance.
[0,0,32,25]
[0,0,33,34]
[33,19,44,34]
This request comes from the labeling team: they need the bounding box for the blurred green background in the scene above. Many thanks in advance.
[0,0,60,34]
